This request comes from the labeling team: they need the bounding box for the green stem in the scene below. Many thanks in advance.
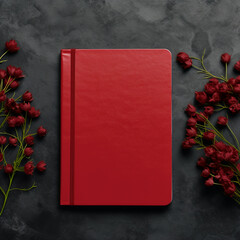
[0,132,17,139]
[10,182,36,192]
[26,118,32,135]
[3,76,15,92]
[0,104,38,216]
[0,79,3,92]
[0,173,14,216]
[227,123,240,150]
[0,50,8,61]
[232,181,240,185]
[225,62,228,80]
[14,95,22,102]
[233,196,240,205]
[213,183,222,186]
[0,186,5,196]
[27,133,37,137]
[191,50,226,82]
[0,114,9,129]
[234,191,240,198]
[203,115,238,151]
[1,145,7,165]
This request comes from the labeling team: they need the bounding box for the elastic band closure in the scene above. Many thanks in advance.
[70,49,75,205]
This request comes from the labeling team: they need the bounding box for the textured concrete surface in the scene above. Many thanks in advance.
[0,0,240,239]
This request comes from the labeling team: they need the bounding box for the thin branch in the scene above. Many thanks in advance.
[225,62,228,80]
[0,50,8,60]
[0,186,5,196]
[227,123,240,150]
[191,50,226,81]
[196,113,239,151]
[10,183,37,192]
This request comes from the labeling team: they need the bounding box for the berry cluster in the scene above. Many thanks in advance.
[0,40,47,216]
[178,50,240,203]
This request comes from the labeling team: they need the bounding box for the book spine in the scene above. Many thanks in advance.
[60,49,72,205]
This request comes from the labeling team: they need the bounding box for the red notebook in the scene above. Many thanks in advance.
[60,49,172,206]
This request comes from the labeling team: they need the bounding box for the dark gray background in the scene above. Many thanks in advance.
[0,0,240,239]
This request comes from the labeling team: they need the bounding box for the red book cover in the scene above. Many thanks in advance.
[60,49,172,206]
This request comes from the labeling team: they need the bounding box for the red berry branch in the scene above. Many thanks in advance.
[177,50,240,203]
[0,40,47,216]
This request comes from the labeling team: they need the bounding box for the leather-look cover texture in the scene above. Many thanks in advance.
[60,49,172,206]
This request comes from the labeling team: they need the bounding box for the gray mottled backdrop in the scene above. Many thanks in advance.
[0,0,240,239]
